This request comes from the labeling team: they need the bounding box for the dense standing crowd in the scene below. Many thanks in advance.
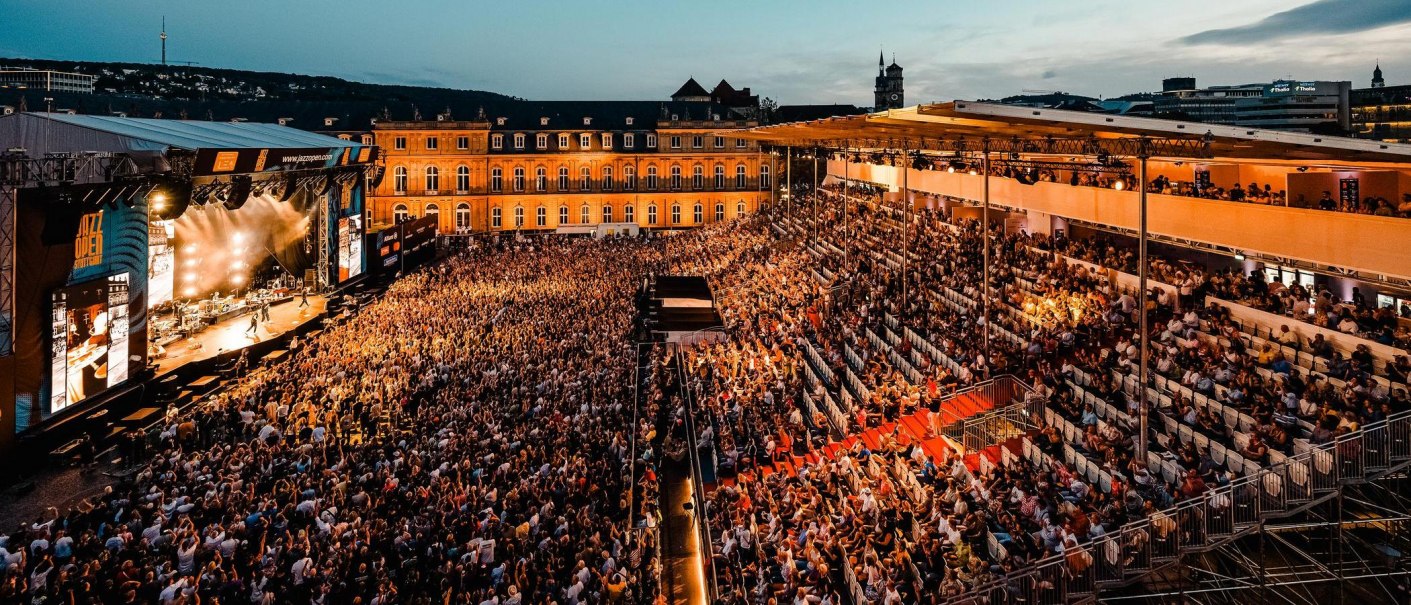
[0,236,701,605]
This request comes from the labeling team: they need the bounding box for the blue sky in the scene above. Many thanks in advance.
[2,0,1409,104]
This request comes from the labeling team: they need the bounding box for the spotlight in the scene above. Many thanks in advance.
[224,175,252,210]
[279,176,299,202]
[183,273,196,282]
[1297,166,1309,173]
[151,192,167,210]
[231,274,246,285]
[947,165,956,174]
[1234,252,1246,261]
[184,245,198,254]
[1113,179,1126,191]
[233,232,246,245]
[183,287,197,297]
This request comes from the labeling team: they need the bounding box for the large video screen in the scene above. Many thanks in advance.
[50,273,132,411]
[337,215,364,282]
[148,220,175,308]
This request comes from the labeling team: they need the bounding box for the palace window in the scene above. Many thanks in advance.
[692,135,703,149]
[580,204,591,224]
[425,137,438,150]
[513,206,525,228]
[424,203,439,222]
[491,207,502,228]
[580,166,591,190]
[693,203,703,223]
[646,166,658,190]
[646,133,657,148]
[624,166,636,190]
[691,165,703,189]
[671,204,682,224]
[456,203,471,230]
[623,204,634,223]
[425,166,439,192]
[736,138,747,149]
[670,135,681,149]
[603,205,613,222]
[491,134,503,149]
[714,164,725,189]
[559,205,569,225]
[393,203,409,223]
[393,166,407,193]
[537,206,547,227]
[760,165,770,188]
[491,167,503,192]
[456,136,469,150]
[580,134,592,148]
[670,165,682,190]
[715,203,725,222]
[713,136,724,148]
[394,136,406,150]
[647,204,658,225]
[536,133,548,149]
[558,167,570,191]
[737,201,746,216]
[601,133,612,149]
[735,164,746,189]
[624,133,635,148]
[558,134,570,148]
[512,167,525,191]
[513,133,525,149]
[625,117,635,126]
[602,166,614,190]
[456,165,470,192]
[535,167,547,192]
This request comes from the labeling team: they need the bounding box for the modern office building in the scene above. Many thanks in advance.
[1155,78,1350,132]
[0,68,96,93]
[1352,64,1411,142]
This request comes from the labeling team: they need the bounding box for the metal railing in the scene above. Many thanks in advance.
[673,349,720,603]
[948,408,1411,604]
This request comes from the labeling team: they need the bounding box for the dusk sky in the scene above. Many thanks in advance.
[3,0,1410,104]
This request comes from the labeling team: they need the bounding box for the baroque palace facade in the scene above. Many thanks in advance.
[367,84,773,234]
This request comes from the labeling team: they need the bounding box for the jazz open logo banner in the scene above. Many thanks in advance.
[73,211,104,272]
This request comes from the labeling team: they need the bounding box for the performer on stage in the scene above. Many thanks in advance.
[299,287,310,308]
[246,313,259,337]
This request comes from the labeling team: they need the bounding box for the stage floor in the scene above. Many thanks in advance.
[152,295,327,375]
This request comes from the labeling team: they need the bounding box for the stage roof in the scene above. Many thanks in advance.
[735,101,1411,168]
[0,112,377,177]
[11,112,364,152]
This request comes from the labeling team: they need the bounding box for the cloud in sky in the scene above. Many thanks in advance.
[1181,0,1411,45]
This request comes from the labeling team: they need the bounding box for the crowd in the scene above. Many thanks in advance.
[3,177,1407,605]
[0,237,686,605]
[678,183,1409,603]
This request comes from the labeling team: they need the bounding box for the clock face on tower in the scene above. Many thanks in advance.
[889,93,899,102]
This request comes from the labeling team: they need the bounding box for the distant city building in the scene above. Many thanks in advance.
[1154,78,1350,132]
[874,52,904,110]
[1352,64,1411,142]
[0,67,95,93]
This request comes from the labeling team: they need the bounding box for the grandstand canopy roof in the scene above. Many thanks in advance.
[736,102,1411,168]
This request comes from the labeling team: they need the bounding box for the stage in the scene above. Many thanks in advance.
[152,294,328,375]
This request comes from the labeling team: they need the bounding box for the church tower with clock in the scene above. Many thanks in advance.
[874,51,904,110]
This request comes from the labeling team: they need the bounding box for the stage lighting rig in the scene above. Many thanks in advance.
[223,175,253,210]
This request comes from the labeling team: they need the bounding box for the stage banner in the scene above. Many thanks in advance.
[12,188,148,433]
[193,145,377,177]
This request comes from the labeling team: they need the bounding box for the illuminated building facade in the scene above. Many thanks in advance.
[369,97,771,234]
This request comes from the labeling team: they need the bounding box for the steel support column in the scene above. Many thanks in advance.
[1136,148,1150,461]
[901,147,909,316]
[982,149,991,359]
[786,146,792,218]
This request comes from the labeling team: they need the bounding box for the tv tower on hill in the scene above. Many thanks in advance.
[161,17,167,66]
